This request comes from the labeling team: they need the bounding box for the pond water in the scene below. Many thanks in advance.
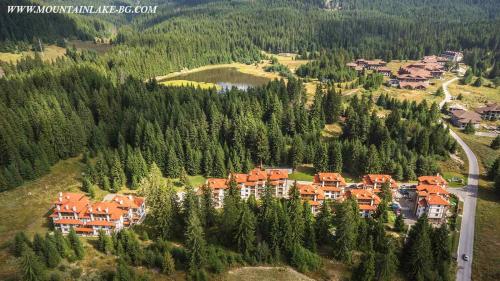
[162,67,270,91]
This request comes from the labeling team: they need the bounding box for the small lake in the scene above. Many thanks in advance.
[161,67,270,91]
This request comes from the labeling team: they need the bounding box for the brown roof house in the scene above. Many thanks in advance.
[450,109,481,129]
[475,103,500,121]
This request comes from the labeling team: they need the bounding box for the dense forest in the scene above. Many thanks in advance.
[0,54,456,191]
[0,0,109,52]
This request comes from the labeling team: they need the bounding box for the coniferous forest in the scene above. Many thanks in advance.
[0,0,499,280]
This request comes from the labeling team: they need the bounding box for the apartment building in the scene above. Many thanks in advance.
[415,175,451,223]
[50,192,146,236]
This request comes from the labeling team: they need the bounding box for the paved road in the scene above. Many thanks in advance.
[442,77,479,281]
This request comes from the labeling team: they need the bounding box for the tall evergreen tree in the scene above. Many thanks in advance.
[333,200,356,262]
[20,249,45,281]
[185,212,207,273]
[68,228,84,260]
[355,240,376,281]
[302,202,316,252]
[235,203,257,259]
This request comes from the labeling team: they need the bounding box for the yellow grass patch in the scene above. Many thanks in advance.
[447,78,500,109]
[159,79,222,90]
[0,45,66,64]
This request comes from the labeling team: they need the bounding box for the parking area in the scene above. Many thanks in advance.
[395,188,418,226]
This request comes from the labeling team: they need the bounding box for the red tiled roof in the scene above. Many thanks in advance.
[267,169,288,180]
[359,204,377,211]
[247,168,267,181]
[86,220,115,227]
[233,173,248,184]
[362,174,398,188]
[75,227,93,233]
[418,175,447,186]
[206,178,228,189]
[111,194,144,209]
[426,195,450,206]
[53,219,81,225]
[416,184,449,195]
[314,172,346,185]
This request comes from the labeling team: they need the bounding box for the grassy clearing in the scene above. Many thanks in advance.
[472,182,500,281]
[289,166,315,181]
[223,266,314,281]
[0,45,66,64]
[447,78,500,109]
[454,131,498,171]
[321,123,343,138]
[68,40,113,55]
[159,79,222,90]
[0,157,83,279]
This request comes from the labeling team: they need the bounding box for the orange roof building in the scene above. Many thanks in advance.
[347,189,381,218]
[361,174,398,189]
[314,172,346,200]
[51,192,146,236]
[415,175,451,223]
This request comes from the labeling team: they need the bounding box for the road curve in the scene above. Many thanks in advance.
[441,77,478,281]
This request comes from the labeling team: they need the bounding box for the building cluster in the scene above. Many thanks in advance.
[205,169,451,222]
[50,192,146,236]
[415,176,450,224]
[346,51,463,90]
[449,102,499,129]
[206,168,289,208]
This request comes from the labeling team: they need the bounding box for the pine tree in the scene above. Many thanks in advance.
[97,230,113,254]
[81,177,92,193]
[376,238,398,281]
[355,240,375,281]
[328,142,343,172]
[285,183,304,249]
[365,145,381,174]
[463,121,475,134]
[43,233,61,268]
[313,143,328,173]
[432,224,451,281]
[213,145,227,178]
[200,184,216,229]
[333,200,356,262]
[235,203,257,260]
[20,249,45,281]
[165,147,181,178]
[115,258,133,281]
[14,232,30,257]
[162,251,175,275]
[404,215,433,281]
[302,202,316,252]
[53,231,70,258]
[32,233,44,257]
[376,199,389,223]
[110,153,126,192]
[141,163,174,239]
[68,228,84,260]
[394,213,405,233]
[185,212,206,273]
[221,178,241,246]
[315,200,332,243]
[490,135,500,149]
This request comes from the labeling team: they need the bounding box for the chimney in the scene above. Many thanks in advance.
[119,200,123,205]
[105,208,109,213]
[65,205,69,210]
[128,195,133,200]
[72,206,77,212]
[59,192,62,197]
